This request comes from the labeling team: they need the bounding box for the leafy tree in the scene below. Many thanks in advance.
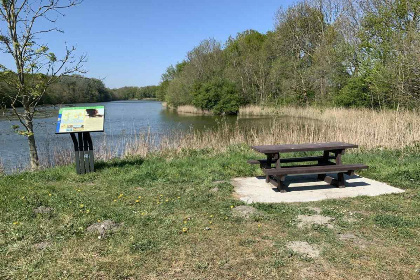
[334,75,371,107]
[225,30,268,104]
[0,0,84,170]
[192,79,240,115]
[158,0,419,111]
[359,0,420,108]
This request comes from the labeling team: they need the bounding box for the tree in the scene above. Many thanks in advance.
[359,0,420,108]
[274,3,326,104]
[0,0,85,170]
[225,30,268,104]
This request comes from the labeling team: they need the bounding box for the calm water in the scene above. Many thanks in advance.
[0,101,272,172]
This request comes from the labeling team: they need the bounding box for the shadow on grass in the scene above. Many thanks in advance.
[95,157,145,171]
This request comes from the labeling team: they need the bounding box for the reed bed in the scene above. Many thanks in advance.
[51,108,419,162]
[239,105,420,150]
[174,105,212,115]
[161,103,212,115]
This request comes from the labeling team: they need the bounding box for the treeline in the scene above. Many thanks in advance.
[110,85,159,100]
[158,0,420,114]
[0,74,158,107]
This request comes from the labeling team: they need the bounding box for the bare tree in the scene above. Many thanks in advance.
[0,0,85,170]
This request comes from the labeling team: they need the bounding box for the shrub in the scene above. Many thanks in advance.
[192,79,240,115]
[334,76,371,108]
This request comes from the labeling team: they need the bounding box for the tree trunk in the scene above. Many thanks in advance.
[25,117,40,170]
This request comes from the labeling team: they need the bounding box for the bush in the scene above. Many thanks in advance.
[334,76,371,108]
[192,79,240,115]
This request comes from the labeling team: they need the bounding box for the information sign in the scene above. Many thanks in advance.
[56,106,105,134]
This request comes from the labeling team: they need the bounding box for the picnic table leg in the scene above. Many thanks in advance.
[269,175,287,193]
[321,149,347,188]
[265,153,279,183]
[265,154,272,182]
[324,173,346,188]
[334,149,344,165]
[337,172,345,188]
[317,150,330,180]
[277,176,288,193]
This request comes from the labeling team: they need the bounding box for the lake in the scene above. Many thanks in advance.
[0,100,273,172]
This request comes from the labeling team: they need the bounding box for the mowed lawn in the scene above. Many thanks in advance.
[1,145,419,279]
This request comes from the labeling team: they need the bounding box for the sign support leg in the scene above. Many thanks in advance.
[77,133,85,173]
[85,132,95,172]
[70,133,81,174]
[70,132,95,174]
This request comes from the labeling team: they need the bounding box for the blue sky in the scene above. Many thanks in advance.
[1,0,295,88]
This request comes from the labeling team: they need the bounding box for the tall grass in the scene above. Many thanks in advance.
[161,102,213,115]
[239,105,420,149]
[175,105,212,115]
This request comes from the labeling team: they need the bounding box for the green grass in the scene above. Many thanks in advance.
[0,145,419,279]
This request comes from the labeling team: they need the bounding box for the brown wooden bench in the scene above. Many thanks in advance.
[248,142,369,193]
[263,164,368,192]
[247,155,336,168]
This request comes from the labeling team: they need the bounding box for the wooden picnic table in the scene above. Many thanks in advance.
[248,142,368,193]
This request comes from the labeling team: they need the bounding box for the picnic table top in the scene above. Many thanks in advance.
[251,142,358,154]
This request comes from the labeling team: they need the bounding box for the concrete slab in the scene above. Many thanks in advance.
[231,174,404,203]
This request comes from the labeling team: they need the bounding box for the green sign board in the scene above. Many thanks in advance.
[56,106,105,134]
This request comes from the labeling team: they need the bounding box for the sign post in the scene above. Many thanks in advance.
[56,106,105,174]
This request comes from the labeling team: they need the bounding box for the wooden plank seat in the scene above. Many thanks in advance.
[247,155,336,167]
[263,164,368,193]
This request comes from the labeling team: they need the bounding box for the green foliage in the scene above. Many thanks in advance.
[111,85,158,101]
[46,75,112,104]
[374,214,418,228]
[157,0,420,111]
[0,73,160,106]
[192,79,240,115]
[334,76,371,108]
[358,0,420,109]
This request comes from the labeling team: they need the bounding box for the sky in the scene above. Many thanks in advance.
[1,0,295,88]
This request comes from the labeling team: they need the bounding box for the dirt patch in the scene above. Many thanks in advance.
[338,233,367,248]
[287,241,320,258]
[209,187,219,193]
[87,220,120,237]
[232,206,260,219]
[299,266,318,279]
[33,206,53,214]
[33,241,50,250]
[297,215,334,229]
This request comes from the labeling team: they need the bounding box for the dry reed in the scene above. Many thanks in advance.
[239,105,420,150]
[175,105,212,115]
[91,105,419,159]
[161,103,212,115]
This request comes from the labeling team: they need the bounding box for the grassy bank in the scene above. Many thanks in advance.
[1,145,419,279]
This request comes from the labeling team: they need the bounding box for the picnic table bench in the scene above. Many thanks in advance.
[248,142,368,193]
